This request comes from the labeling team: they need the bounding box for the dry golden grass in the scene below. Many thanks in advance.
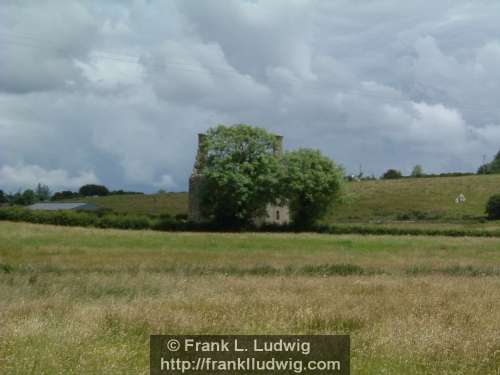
[0,222,499,374]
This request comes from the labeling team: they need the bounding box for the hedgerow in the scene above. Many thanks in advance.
[1,207,500,237]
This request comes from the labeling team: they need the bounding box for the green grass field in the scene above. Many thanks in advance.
[1,222,499,374]
[329,174,500,221]
[63,175,500,223]
[64,192,188,217]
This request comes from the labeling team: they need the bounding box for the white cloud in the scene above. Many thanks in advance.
[1,0,500,191]
[153,174,177,190]
[0,164,99,192]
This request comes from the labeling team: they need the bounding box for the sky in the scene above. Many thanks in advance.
[2,0,500,193]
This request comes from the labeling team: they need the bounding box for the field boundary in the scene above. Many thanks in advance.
[2,207,500,238]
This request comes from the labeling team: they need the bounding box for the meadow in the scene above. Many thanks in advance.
[63,192,188,217]
[1,222,499,374]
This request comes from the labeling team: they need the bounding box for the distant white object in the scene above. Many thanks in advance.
[455,193,466,204]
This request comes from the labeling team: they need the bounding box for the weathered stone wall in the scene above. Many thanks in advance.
[253,203,290,226]
[188,175,206,222]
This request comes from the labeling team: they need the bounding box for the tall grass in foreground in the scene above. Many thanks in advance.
[0,222,499,374]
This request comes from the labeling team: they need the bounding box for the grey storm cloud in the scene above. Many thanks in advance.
[1,0,500,192]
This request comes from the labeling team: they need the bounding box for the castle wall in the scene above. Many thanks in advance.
[188,175,206,222]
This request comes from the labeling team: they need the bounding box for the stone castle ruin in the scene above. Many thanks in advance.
[188,133,290,225]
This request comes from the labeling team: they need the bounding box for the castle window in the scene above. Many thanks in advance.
[276,210,280,221]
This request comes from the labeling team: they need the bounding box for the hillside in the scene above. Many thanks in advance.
[63,175,500,221]
[63,192,187,217]
[328,174,500,221]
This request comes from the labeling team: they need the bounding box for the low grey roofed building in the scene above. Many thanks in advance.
[27,203,98,211]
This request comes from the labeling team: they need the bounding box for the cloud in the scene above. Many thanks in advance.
[1,0,500,192]
[143,39,272,111]
[153,174,177,190]
[0,1,98,93]
[0,164,99,192]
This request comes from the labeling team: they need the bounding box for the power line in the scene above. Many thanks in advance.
[0,31,499,117]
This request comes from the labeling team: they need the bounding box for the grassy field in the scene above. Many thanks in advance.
[1,222,499,374]
[63,192,188,217]
[63,175,500,223]
[328,174,500,221]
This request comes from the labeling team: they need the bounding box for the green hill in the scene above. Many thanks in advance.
[64,175,500,222]
[328,174,500,222]
[63,192,187,217]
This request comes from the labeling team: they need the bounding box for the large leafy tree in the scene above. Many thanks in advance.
[411,165,424,177]
[280,149,344,227]
[200,124,281,226]
[0,189,6,203]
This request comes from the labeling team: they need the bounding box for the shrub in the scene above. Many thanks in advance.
[51,191,79,200]
[79,184,109,196]
[485,194,500,220]
[382,169,402,179]
[2,207,500,238]
[174,213,188,221]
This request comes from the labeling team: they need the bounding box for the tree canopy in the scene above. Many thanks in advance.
[411,165,424,177]
[79,184,109,197]
[478,150,500,174]
[382,169,402,179]
[280,149,344,227]
[200,124,281,226]
[199,124,345,227]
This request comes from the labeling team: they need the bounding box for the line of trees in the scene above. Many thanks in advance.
[0,184,52,206]
[0,184,143,206]
[373,149,500,181]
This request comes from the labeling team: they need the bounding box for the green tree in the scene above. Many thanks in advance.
[477,164,491,175]
[489,150,500,173]
[478,150,500,174]
[281,149,344,227]
[79,184,109,196]
[411,165,424,177]
[36,183,51,201]
[0,189,6,203]
[200,124,281,226]
[13,189,37,205]
[382,169,402,179]
[486,194,500,220]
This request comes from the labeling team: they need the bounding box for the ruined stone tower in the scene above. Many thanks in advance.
[188,133,289,225]
[188,134,208,222]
